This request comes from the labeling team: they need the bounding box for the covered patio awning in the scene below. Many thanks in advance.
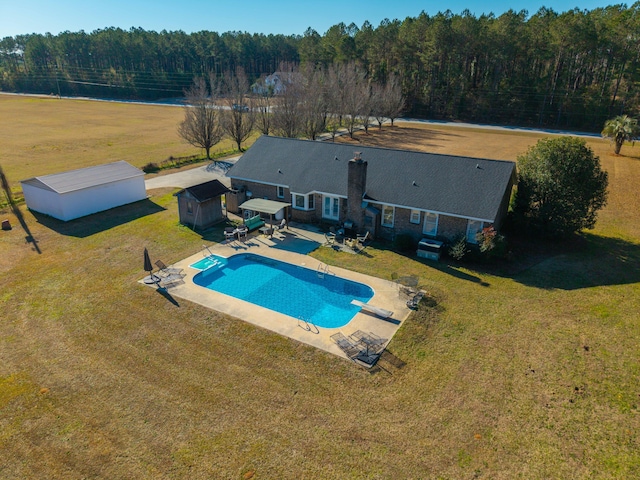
[239,198,291,215]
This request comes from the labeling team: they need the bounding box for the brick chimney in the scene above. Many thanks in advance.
[347,152,367,230]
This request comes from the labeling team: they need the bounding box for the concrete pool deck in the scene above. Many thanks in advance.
[143,224,413,363]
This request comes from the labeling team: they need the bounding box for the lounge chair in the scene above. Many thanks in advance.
[330,332,361,359]
[155,260,184,277]
[158,273,184,288]
[274,218,287,230]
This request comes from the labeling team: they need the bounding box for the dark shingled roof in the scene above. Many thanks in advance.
[227,136,516,222]
[178,179,229,202]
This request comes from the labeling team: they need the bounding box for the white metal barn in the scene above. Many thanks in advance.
[20,161,146,221]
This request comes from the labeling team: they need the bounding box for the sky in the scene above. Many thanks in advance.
[0,0,619,38]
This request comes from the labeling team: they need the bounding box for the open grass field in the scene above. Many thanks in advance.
[1,96,639,479]
[0,94,244,192]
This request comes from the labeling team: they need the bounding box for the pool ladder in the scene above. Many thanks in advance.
[317,262,333,279]
[202,244,215,258]
[298,316,319,334]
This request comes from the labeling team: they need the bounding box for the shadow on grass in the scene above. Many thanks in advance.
[441,232,640,290]
[1,165,41,253]
[376,242,490,286]
[507,233,640,290]
[199,219,235,245]
[31,199,165,238]
[156,286,180,306]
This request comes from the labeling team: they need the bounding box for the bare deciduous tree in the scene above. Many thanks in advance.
[252,76,274,135]
[271,63,303,138]
[178,77,224,159]
[359,81,374,134]
[220,67,255,151]
[337,62,368,138]
[300,64,328,140]
[370,82,387,129]
[382,75,405,126]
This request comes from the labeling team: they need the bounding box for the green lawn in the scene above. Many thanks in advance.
[1,97,639,478]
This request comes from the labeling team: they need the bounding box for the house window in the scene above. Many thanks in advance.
[187,201,193,215]
[466,220,484,243]
[381,205,394,227]
[308,194,314,210]
[423,212,438,236]
[292,193,314,211]
[277,186,285,198]
[323,195,340,220]
[410,209,421,224]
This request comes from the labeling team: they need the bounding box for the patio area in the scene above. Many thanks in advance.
[141,222,414,366]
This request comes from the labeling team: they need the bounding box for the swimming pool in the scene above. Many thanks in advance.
[193,253,373,328]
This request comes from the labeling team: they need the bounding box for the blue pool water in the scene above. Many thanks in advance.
[190,256,227,271]
[193,253,373,328]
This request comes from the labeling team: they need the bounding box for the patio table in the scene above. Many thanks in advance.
[259,226,274,237]
[349,330,386,358]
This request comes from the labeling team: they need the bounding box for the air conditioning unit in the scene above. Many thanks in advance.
[417,238,443,261]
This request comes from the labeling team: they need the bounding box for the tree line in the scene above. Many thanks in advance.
[178,63,404,156]
[1,4,639,131]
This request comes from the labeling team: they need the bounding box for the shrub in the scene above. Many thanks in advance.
[477,226,506,255]
[448,235,468,260]
[142,162,160,173]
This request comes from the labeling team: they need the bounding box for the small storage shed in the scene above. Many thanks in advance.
[175,179,229,230]
[20,161,146,221]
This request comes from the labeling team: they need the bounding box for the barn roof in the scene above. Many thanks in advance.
[21,161,143,194]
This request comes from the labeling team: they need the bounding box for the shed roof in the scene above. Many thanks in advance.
[177,179,229,202]
[228,136,516,222]
[21,161,143,194]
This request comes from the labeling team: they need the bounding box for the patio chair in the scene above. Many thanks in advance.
[406,290,426,309]
[324,232,336,246]
[236,225,248,242]
[274,218,287,230]
[155,260,184,277]
[224,227,237,243]
[356,230,371,245]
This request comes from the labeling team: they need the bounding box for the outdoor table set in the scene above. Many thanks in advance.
[224,225,248,243]
[331,330,388,366]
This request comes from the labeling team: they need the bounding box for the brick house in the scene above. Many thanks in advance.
[226,136,516,244]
